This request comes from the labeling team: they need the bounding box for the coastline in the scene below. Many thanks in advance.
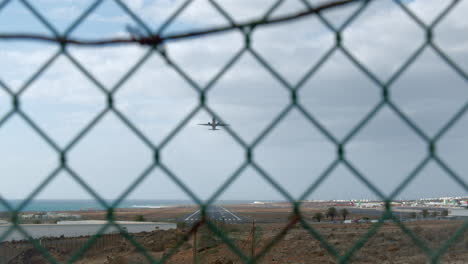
[0,199,273,213]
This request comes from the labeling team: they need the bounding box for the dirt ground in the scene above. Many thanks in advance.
[75,206,196,222]
[5,220,468,263]
[73,203,370,223]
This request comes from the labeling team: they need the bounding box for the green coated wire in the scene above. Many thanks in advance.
[0,0,466,263]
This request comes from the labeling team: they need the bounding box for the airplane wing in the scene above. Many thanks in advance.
[198,123,210,126]
[216,123,229,126]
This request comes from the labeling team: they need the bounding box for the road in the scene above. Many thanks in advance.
[182,205,244,224]
[347,208,418,220]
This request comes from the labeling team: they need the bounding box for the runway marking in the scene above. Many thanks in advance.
[185,210,200,221]
[220,206,241,221]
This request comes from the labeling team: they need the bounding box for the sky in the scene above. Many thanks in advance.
[0,0,467,203]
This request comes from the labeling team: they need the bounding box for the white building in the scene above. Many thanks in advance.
[20,214,35,219]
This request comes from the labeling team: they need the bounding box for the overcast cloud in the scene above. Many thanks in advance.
[0,0,466,202]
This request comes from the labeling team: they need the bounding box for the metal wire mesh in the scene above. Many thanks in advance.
[0,0,467,263]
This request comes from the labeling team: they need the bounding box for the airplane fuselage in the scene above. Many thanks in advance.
[209,117,219,130]
[198,117,226,131]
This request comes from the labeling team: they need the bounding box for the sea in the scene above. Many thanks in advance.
[0,199,273,212]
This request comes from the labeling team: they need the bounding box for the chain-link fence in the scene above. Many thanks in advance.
[0,0,467,263]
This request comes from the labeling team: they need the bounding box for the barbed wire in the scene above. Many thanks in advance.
[0,0,363,47]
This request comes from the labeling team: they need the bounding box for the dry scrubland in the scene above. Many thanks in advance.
[4,220,468,263]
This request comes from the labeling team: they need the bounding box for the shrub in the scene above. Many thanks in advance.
[134,215,145,222]
[313,212,324,222]
[177,222,187,230]
[326,207,337,221]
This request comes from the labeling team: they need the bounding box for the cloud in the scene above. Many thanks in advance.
[123,0,145,11]
[0,0,467,200]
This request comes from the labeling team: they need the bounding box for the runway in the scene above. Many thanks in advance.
[182,205,244,224]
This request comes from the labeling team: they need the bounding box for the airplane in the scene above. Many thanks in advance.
[198,117,228,131]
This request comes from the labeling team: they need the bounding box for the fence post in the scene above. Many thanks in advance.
[193,228,198,264]
[251,220,255,258]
